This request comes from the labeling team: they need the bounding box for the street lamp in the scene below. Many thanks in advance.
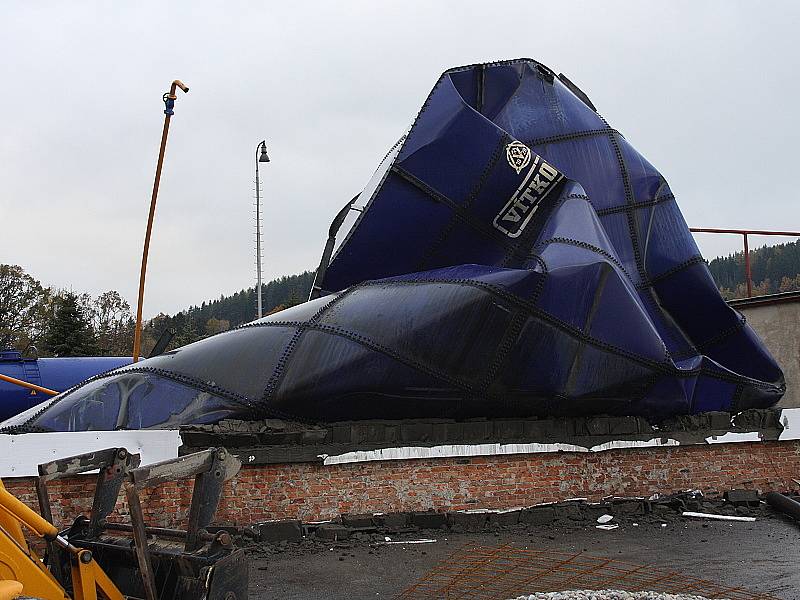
[255,140,270,319]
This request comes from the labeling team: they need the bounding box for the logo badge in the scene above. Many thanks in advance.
[493,154,564,238]
[505,141,531,175]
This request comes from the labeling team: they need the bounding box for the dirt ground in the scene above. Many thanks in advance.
[248,514,800,600]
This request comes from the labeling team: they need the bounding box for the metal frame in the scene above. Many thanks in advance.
[35,447,243,600]
[690,227,800,298]
[122,448,240,600]
[36,448,140,582]
[309,195,360,300]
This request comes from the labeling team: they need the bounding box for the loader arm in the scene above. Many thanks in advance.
[0,478,123,600]
[37,447,248,600]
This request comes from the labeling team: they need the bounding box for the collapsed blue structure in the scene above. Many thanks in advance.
[1,59,784,432]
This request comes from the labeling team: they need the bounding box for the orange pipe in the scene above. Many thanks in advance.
[132,80,189,363]
[0,373,58,396]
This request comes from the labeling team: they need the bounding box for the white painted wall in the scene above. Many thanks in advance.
[0,430,181,477]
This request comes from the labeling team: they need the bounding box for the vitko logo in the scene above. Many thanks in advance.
[505,141,531,174]
[493,154,563,238]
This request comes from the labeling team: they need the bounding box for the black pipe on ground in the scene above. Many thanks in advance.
[765,492,800,521]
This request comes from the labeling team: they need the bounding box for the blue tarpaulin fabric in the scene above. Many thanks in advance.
[310,59,784,418]
[1,59,784,432]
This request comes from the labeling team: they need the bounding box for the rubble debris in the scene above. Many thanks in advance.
[612,501,645,516]
[239,493,783,548]
[597,515,614,524]
[410,511,448,529]
[340,513,376,528]
[724,489,760,507]
[447,511,489,532]
[374,512,410,530]
[765,492,800,522]
[559,503,585,522]
[172,411,786,469]
[315,524,351,541]
[488,510,521,527]
[521,506,557,526]
[257,519,302,543]
[681,511,756,522]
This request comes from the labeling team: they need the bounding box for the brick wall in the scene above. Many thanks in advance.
[3,476,195,530]
[4,440,799,529]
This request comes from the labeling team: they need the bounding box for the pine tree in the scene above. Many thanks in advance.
[42,292,99,357]
[707,238,800,297]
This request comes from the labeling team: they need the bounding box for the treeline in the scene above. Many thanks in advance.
[0,265,134,357]
[143,272,315,352]
[4,239,799,358]
[707,239,800,299]
[0,264,314,357]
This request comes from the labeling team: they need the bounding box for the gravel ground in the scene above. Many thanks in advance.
[510,592,716,600]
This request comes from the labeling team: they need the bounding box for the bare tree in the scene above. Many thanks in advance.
[0,264,50,349]
[90,290,134,355]
[204,317,230,336]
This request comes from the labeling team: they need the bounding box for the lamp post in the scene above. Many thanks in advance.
[255,140,270,319]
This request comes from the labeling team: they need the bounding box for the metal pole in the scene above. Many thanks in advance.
[132,80,189,363]
[743,232,752,298]
[689,227,800,299]
[255,142,263,319]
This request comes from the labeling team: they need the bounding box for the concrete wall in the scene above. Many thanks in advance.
[6,440,799,527]
[737,300,800,408]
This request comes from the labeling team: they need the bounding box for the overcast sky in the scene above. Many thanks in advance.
[2,1,798,318]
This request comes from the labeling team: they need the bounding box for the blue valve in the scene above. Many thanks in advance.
[163,93,175,116]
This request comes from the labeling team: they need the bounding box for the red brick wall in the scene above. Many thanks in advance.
[5,440,799,528]
[3,477,195,530]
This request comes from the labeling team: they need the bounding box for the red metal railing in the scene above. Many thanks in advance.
[689,228,800,297]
